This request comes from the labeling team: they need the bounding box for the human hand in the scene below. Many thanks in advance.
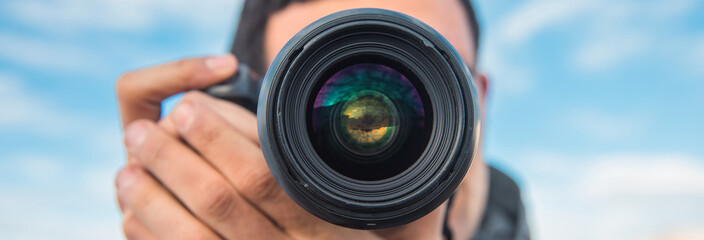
[115,56,447,240]
[116,54,238,129]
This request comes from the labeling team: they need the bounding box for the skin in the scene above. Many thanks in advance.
[115,0,490,239]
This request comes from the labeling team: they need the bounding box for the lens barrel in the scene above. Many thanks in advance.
[257,8,480,229]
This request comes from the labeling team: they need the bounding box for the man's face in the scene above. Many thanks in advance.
[264,3,489,235]
[264,0,479,81]
[263,0,489,163]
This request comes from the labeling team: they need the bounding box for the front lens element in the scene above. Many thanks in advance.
[310,63,427,180]
[339,90,399,154]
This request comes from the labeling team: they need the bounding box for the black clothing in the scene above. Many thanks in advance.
[443,166,530,240]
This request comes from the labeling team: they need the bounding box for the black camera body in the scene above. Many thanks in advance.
[204,8,480,229]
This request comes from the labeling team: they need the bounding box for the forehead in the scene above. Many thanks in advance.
[264,0,476,68]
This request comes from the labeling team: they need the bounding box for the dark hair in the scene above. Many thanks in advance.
[232,0,481,74]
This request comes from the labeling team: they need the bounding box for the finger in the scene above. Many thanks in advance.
[124,120,288,240]
[168,98,369,238]
[122,210,158,240]
[157,113,179,137]
[116,177,126,212]
[115,165,221,240]
[178,91,259,144]
[116,54,237,128]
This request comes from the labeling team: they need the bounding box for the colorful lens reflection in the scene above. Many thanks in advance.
[311,63,425,155]
[340,90,398,152]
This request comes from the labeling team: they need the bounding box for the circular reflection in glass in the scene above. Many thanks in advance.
[339,90,399,154]
[310,63,427,180]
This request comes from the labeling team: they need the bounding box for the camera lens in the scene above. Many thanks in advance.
[337,88,398,152]
[310,63,427,181]
[257,8,480,229]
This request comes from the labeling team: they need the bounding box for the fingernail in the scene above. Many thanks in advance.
[116,165,138,190]
[173,101,194,132]
[205,54,235,75]
[125,122,147,152]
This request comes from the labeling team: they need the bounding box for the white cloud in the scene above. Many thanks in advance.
[498,0,596,45]
[15,155,65,184]
[564,108,648,142]
[514,151,704,240]
[647,0,697,19]
[0,72,125,160]
[0,73,124,237]
[579,153,704,199]
[4,0,241,33]
[575,153,704,240]
[0,153,123,239]
[0,0,241,76]
[0,148,123,238]
[0,73,81,135]
[566,0,699,73]
[6,0,153,32]
[689,36,704,76]
[651,228,704,240]
[82,161,124,207]
[488,65,535,97]
[695,38,704,60]
[491,0,699,74]
[0,33,105,72]
[478,36,536,99]
[497,0,696,46]
[574,33,651,71]
[0,180,122,240]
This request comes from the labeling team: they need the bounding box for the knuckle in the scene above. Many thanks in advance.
[188,114,222,145]
[197,180,236,221]
[132,122,166,166]
[146,140,167,167]
[199,124,222,144]
[115,167,141,203]
[240,168,280,202]
[133,189,159,213]
[114,170,122,190]
[122,212,140,239]
[177,94,218,137]
[116,72,138,100]
[115,176,127,201]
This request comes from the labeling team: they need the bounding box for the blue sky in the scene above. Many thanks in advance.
[0,0,702,239]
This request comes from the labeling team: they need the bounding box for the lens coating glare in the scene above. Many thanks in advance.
[310,63,427,180]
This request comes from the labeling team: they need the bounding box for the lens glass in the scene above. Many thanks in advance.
[339,89,398,154]
[310,63,428,181]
